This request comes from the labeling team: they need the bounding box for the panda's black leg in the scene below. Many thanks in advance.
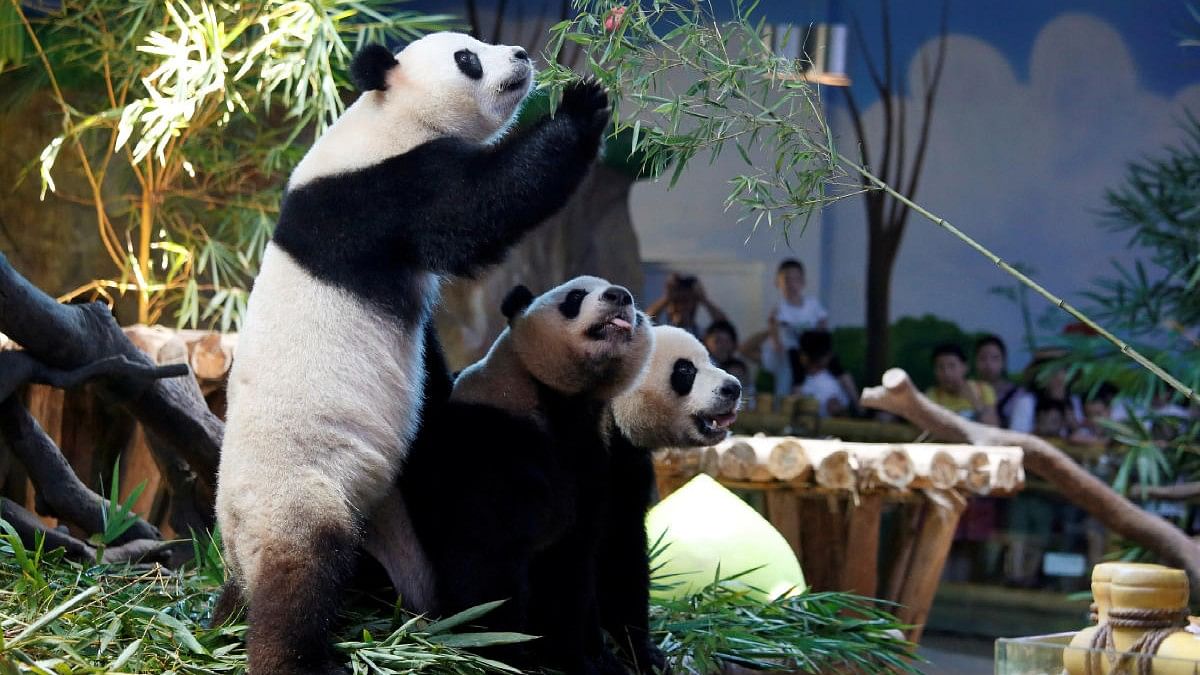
[598,449,665,673]
[529,536,622,675]
[246,521,359,675]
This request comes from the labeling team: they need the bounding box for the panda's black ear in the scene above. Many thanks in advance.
[501,285,534,320]
[351,44,398,92]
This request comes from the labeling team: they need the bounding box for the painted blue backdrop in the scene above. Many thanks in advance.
[405,0,1200,368]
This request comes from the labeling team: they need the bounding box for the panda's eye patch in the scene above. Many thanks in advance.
[455,49,483,80]
[559,289,588,319]
[671,358,697,396]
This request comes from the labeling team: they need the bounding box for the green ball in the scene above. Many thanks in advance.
[646,474,806,600]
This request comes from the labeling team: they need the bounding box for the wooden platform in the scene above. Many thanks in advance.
[654,435,1026,643]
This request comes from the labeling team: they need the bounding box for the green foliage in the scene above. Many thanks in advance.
[97,462,146,550]
[1055,115,1200,497]
[513,88,661,179]
[3,0,451,328]
[537,0,851,244]
[834,315,984,391]
[0,525,917,673]
[0,530,532,674]
[651,583,918,673]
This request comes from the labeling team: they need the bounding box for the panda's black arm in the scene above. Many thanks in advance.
[273,94,605,279]
[399,110,604,276]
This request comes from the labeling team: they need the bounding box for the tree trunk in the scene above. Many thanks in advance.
[864,228,900,386]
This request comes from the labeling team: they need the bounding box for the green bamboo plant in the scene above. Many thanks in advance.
[538,0,1197,404]
[4,0,450,329]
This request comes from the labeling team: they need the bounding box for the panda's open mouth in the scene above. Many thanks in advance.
[498,73,530,94]
[693,408,738,440]
[585,311,635,341]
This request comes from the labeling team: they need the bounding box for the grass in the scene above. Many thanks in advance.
[0,527,919,674]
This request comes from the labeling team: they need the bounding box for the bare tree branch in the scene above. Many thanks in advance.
[849,11,885,97]
[896,0,949,234]
[842,87,873,190]
[0,397,160,543]
[0,351,188,404]
[862,368,1200,598]
[0,253,222,492]
[1,498,173,565]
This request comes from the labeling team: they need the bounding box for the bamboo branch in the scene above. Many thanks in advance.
[837,155,1198,405]
[861,368,1200,594]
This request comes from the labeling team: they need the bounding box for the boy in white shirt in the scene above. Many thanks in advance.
[758,259,828,396]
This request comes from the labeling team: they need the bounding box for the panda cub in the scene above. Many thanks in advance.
[402,275,653,675]
[600,325,742,672]
[215,32,610,675]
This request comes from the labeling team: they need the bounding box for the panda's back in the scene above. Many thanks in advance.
[220,244,433,507]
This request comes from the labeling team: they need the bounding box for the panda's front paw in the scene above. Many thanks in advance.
[559,77,611,139]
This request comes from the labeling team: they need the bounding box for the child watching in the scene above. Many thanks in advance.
[703,320,740,365]
[927,343,999,425]
[796,331,849,417]
[751,259,828,396]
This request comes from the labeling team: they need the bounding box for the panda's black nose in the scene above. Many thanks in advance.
[719,380,742,402]
[513,48,529,61]
[602,286,633,307]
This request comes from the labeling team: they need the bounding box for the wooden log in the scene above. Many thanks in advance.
[863,367,1200,599]
[765,489,802,559]
[798,495,844,591]
[894,489,969,642]
[719,436,812,482]
[955,445,1024,494]
[715,438,762,481]
[123,325,187,365]
[840,492,884,597]
[187,333,233,381]
[794,439,856,490]
[903,445,959,490]
[697,445,720,478]
[652,447,703,498]
[884,502,923,603]
[843,442,915,491]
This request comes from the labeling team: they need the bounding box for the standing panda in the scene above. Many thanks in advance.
[601,325,742,672]
[214,32,611,674]
[401,276,654,675]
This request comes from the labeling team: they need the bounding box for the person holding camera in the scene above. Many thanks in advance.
[645,272,729,338]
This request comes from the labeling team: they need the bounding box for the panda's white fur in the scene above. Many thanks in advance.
[289,32,532,189]
[613,324,742,448]
[595,325,741,672]
[212,30,614,674]
[217,31,532,603]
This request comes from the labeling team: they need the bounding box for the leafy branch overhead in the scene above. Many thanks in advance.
[541,0,1197,404]
[5,0,451,329]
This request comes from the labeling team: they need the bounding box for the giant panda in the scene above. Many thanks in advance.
[400,275,654,675]
[600,325,742,672]
[214,32,611,674]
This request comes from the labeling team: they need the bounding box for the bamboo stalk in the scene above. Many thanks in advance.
[838,153,1199,406]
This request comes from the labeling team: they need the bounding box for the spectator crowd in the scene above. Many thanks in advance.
[649,257,1132,446]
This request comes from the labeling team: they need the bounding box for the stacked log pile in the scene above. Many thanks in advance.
[654,434,1025,499]
[12,326,233,539]
[653,434,1026,642]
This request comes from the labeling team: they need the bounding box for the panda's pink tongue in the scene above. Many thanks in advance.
[609,317,632,330]
[713,413,737,429]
